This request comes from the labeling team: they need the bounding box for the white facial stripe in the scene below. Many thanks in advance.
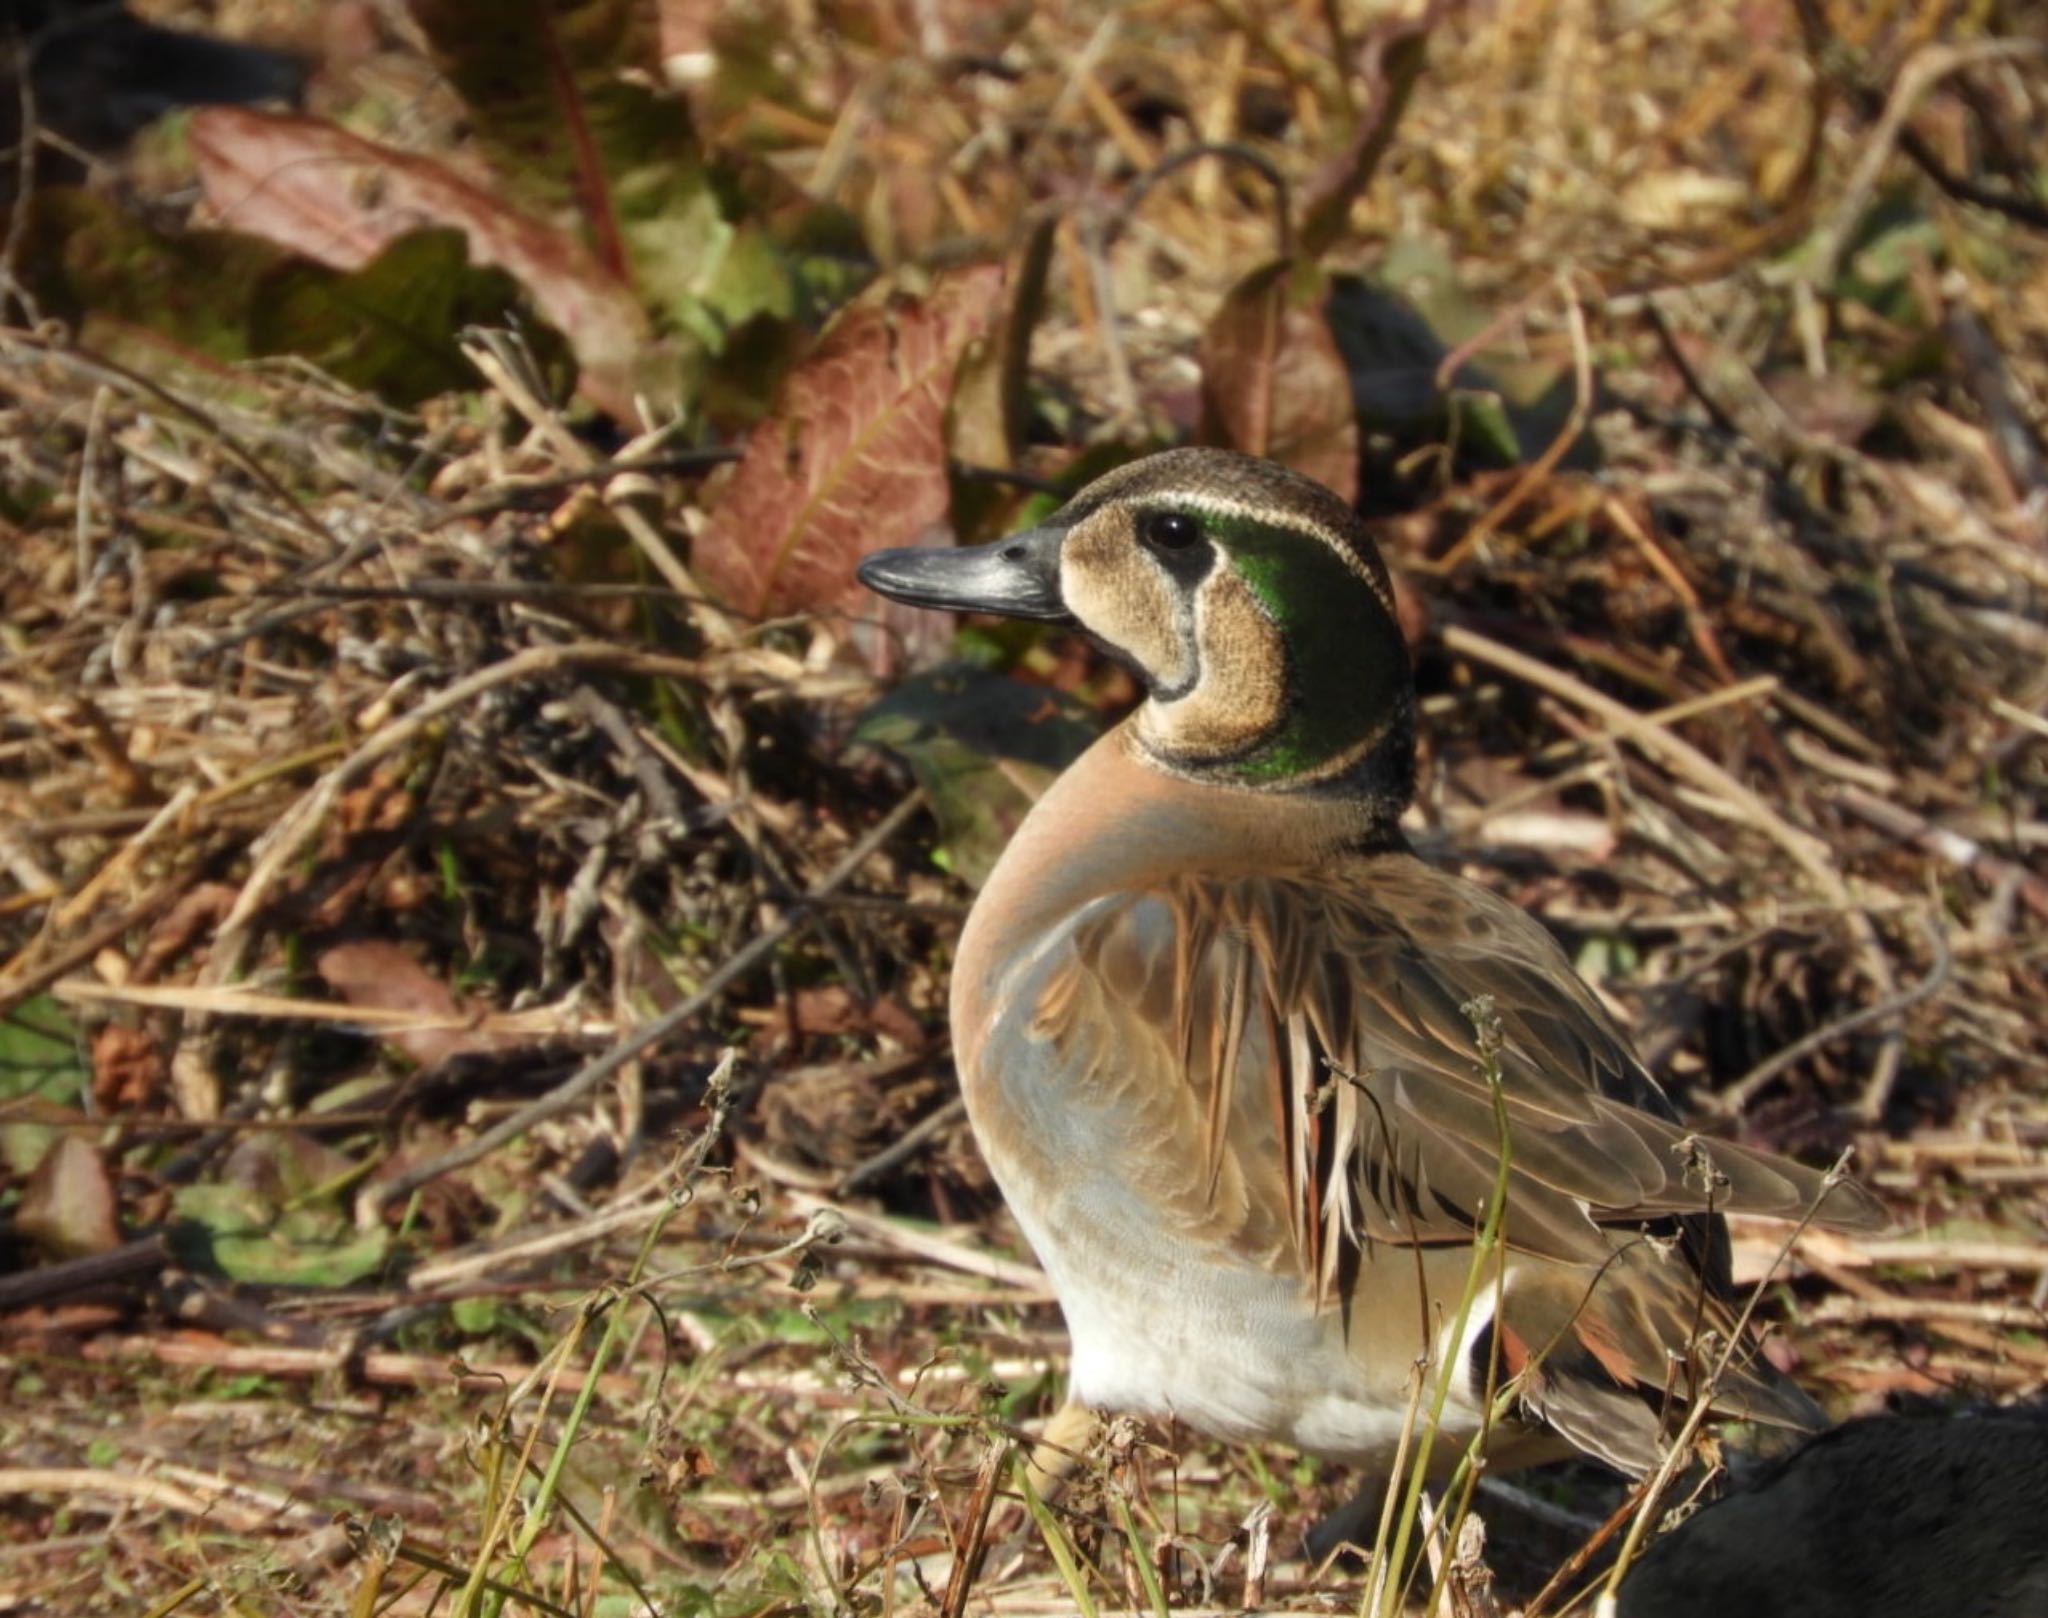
[1150,492,1394,608]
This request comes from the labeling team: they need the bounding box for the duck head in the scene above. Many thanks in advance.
[858,448,1415,812]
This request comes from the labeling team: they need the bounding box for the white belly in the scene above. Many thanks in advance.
[1005,1186,1480,1469]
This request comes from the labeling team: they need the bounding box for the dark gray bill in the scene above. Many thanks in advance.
[855,525,1068,621]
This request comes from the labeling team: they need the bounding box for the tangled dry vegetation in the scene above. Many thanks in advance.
[1,1,2045,1614]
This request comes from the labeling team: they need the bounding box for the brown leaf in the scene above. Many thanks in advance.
[948,219,1054,543]
[91,1025,168,1112]
[693,262,1007,619]
[188,106,655,420]
[1200,258,1360,502]
[760,986,928,1047]
[19,1136,121,1259]
[316,940,508,1068]
[133,882,240,982]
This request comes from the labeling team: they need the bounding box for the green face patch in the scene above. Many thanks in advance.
[1205,514,1410,786]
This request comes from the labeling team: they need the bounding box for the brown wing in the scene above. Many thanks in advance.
[1046,851,1884,1293]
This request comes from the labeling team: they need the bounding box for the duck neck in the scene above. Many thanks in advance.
[984,725,1398,923]
[1131,512,1417,812]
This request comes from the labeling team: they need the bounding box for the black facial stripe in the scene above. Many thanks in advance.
[1145,528,1215,586]
[1144,546,1209,703]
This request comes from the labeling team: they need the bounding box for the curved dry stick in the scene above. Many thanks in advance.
[353,787,927,1224]
[1099,140,1293,260]
[1440,622,1906,1110]
[1804,38,2047,288]
[1721,908,1952,1114]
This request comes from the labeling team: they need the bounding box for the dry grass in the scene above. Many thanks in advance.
[2,1,2046,1614]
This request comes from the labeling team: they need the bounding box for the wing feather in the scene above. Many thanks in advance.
[1038,851,1884,1295]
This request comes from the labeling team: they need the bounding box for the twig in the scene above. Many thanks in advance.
[1296,0,1452,259]
[1426,270,1593,573]
[50,783,198,932]
[786,1192,1051,1294]
[0,330,340,555]
[204,642,661,987]
[354,790,927,1223]
[1441,624,1836,884]
[836,1091,963,1195]
[1077,216,1138,423]
[421,446,744,529]
[1941,277,2048,503]
[1641,293,1743,440]
[1802,1294,2048,1331]
[1785,1231,2048,1273]
[1804,38,2047,288]
[1791,0,2048,233]
[0,859,212,1017]
[1439,620,1907,1105]
[458,334,736,642]
[1101,142,1292,261]
[0,1232,172,1310]
[51,977,605,1041]
[1716,908,1952,1116]
[1831,781,2048,922]
[0,1468,276,1534]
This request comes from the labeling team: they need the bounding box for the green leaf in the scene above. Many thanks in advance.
[451,1295,506,1335]
[856,666,1096,888]
[19,188,276,371]
[405,0,839,358]
[172,1181,391,1288]
[0,995,88,1107]
[251,228,554,406]
[407,0,686,273]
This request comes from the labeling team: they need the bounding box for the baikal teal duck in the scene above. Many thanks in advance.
[857,448,1884,1499]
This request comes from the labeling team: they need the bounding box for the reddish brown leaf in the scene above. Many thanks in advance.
[693,262,1007,619]
[316,940,514,1068]
[19,1136,120,1259]
[188,106,654,420]
[1200,258,1360,503]
[133,882,240,982]
[91,1024,168,1112]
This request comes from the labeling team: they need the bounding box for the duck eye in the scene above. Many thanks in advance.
[1140,511,1200,551]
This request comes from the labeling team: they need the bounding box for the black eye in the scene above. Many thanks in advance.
[1140,510,1200,550]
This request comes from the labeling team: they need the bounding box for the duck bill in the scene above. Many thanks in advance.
[855,525,1068,621]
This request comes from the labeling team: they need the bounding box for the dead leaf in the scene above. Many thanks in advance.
[1200,258,1360,502]
[90,1024,168,1112]
[189,106,656,420]
[134,882,240,982]
[316,940,510,1068]
[947,220,1053,542]
[692,262,1007,619]
[19,1136,121,1259]
[745,986,928,1049]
